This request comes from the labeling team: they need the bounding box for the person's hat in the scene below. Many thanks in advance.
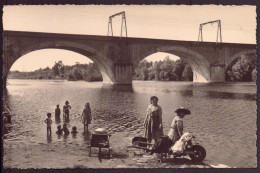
[94,128,108,135]
[175,107,191,115]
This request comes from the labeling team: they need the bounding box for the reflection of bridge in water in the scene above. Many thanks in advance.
[3,30,256,86]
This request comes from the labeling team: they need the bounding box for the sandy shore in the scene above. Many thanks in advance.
[3,138,214,169]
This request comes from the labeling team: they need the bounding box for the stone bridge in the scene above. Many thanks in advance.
[2,30,256,85]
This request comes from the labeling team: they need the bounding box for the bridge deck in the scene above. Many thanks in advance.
[3,30,256,48]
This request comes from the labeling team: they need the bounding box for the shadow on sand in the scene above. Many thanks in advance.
[161,157,208,167]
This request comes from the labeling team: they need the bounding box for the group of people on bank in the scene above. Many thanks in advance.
[44,96,190,145]
[144,96,191,144]
[44,101,92,136]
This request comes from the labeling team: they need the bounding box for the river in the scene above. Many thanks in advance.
[3,79,257,168]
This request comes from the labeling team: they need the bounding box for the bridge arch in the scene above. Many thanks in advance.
[134,46,210,82]
[6,41,116,84]
[225,49,256,71]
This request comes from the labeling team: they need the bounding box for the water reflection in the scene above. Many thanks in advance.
[55,117,61,124]
[102,84,133,93]
[57,134,62,140]
[82,130,91,142]
[63,134,69,142]
[72,133,77,139]
[178,90,193,97]
[205,91,256,101]
[63,117,70,123]
[47,133,52,143]
[194,90,256,101]
[176,89,256,101]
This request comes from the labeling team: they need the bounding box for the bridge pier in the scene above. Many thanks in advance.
[210,65,225,82]
[193,65,226,83]
[112,63,132,85]
[193,71,208,83]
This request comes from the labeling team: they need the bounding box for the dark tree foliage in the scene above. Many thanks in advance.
[133,57,193,81]
[9,61,102,82]
[84,63,103,81]
[226,54,256,82]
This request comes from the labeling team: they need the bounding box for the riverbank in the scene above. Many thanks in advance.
[3,131,213,169]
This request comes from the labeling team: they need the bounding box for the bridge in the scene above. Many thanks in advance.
[3,30,256,85]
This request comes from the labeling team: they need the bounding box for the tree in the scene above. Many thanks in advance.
[52,62,60,76]
[159,57,174,80]
[159,71,164,80]
[72,66,83,80]
[84,63,102,81]
[52,61,65,76]
[226,54,256,81]
[141,68,149,80]
[172,59,186,81]
[153,61,162,81]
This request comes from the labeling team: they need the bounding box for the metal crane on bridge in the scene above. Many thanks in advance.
[198,20,222,43]
[107,11,127,37]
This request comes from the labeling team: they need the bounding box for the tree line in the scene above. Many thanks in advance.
[133,56,193,81]
[8,54,256,82]
[9,61,103,82]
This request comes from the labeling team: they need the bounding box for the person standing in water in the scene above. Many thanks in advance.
[143,96,163,144]
[44,113,53,135]
[55,104,61,122]
[63,101,71,120]
[81,103,92,132]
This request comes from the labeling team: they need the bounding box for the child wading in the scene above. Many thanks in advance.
[81,103,92,132]
[55,104,61,119]
[63,101,71,120]
[71,126,78,134]
[44,113,53,135]
[56,125,63,135]
[62,123,70,135]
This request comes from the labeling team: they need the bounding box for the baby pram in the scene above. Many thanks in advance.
[130,136,173,154]
[128,134,206,163]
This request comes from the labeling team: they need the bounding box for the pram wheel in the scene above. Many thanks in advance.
[188,145,206,163]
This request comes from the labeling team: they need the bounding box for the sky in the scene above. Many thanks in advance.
[3,5,256,72]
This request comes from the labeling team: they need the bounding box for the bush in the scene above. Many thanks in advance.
[68,73,76,81]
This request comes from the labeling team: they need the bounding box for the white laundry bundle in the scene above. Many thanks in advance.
[171,132,193,153]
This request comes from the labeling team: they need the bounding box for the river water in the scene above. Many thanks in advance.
[3,79,257,168]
